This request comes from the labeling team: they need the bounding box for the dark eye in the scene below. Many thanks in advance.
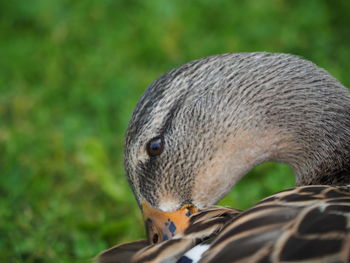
[146,137,164,156]
[152,233,159,244]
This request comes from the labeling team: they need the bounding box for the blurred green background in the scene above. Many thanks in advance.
[1,0,350,262]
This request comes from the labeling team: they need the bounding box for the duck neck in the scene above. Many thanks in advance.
[192,117,350,208]
[248,126,350,187]
[308,168,350,186]
[281,126,350,186]
[251,125,350,186]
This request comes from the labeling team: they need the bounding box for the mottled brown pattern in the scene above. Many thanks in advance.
[98,186,350,263]
[201,186,350,263]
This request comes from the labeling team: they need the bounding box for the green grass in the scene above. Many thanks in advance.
[1,0,350,262]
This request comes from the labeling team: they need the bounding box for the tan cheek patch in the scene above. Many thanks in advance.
[192,129,294,208]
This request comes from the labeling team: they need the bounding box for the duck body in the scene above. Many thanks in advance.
[98,53,350,263]
[99,185,350,263]
[195,185,350,263]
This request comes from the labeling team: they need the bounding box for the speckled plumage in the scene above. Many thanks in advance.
[124,52,350,210]
[99,53,350,263]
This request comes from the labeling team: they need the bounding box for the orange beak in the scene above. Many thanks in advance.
[141,200,198,244]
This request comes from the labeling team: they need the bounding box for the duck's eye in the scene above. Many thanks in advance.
[146,137,164,156]
[152,233,159,244]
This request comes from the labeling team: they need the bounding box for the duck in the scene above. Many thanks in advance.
[97,52,350,263]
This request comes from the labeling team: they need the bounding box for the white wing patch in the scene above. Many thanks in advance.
[177,244,210,263]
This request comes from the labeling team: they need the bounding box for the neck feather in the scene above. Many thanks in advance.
[192,122,350,208]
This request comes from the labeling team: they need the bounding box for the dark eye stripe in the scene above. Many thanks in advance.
[146,137,164,156]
